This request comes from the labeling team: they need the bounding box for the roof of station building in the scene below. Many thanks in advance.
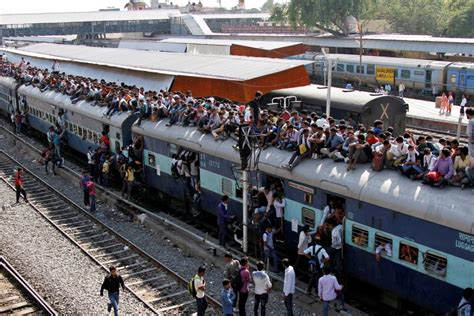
[2,43,311,81]
[160,37,304,50]
[0,9,181,25]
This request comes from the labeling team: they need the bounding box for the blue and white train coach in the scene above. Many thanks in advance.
[133,119,473,314]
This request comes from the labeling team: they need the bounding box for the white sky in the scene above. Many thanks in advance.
[0,0,287,14]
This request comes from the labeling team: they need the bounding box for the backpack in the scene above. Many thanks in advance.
[308,245,324,274]
[187,276,197,298]
[231,268,244,292]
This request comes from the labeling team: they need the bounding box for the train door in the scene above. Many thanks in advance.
[458,71,467,91]
[425,70,432,90]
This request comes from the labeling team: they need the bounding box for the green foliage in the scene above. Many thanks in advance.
[445,0,474,37]
[286,0,379,35]
[270,3,289,23]
[261,0,275,12]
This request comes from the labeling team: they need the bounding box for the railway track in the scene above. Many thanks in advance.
[0,256,57,316]
[0,150,221,315]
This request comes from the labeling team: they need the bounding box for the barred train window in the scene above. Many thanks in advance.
[222,178,233,196]
[399,242,418,265]
[375,233,392,257]
[424,252,447,277]
[351,226,368,247]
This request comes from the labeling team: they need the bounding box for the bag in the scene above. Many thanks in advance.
[426,171,442,183]
[231,268,244,292]
[298,143,307,155]
[187,276,197,297]
[371,153,383,171]
[308,245,324,273]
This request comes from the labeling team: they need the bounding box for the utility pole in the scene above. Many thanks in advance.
[359,21,363,88]
[242,169,248,253]
[326,58,332,117]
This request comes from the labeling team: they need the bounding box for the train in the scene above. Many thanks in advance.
[294,53,474,99]
[0,76,472,314]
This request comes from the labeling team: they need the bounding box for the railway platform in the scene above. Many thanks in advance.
[405,97,468,135]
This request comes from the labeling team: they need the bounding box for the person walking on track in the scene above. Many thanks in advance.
[193,266,208,316]
[15,167,27,203]
[80,171,90,207]
[100,266,125,316]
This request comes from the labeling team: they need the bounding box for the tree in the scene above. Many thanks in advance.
[445,0,474,37]
[261,0,275,12]
[286,0,380,35]
[270,3,289,24]
[381,0,448,36]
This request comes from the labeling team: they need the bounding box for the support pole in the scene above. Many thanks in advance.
[242,169,248,254]
[326,58,332,117]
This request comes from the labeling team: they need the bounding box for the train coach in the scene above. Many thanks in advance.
[294,53,474,99]
[0,77,18,117]
[132,118,473,314]
[263,84,408,134]
[0,77,138,155]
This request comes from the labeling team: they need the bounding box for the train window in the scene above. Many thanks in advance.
[148,153,156,166]
[399,243,418,265]
[93,133,99,144]
[301,207,315,227]
[356,65,364,74]
[337,63,345,72]
[116,132,121,140]
[69,123,74,132]
[303,193,313,204]
[401,70,411,79]
[64,121,69,130]
[169,143,178,155]
[351,225,368,247]
[222,178,233,196]
[367,64,375,75]
[78,127,83,138]
[375,233,393,257]
[450,74,456,83]
[424,252,447,277]
[87,129,93,141]
[346,64,354,73]
[414,70,424,76]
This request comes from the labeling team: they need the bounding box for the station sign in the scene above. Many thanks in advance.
[376,66,395,82]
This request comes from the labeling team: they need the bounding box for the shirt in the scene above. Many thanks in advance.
[100,275,124,295]
[458,297,471,316]
[318,274,342,301]
[274,198,285,218]
[375,243,393,256]
[304,244,330,268]
[252,270,272,295]
[283,266,295,296]
[432,156,454,179]
[14,171,23,187]
[331,224,343,250]
[263,231,274,250]
[454,156,471,170]
[297,231,311,255]
[224,259,240,280]
[221,289,235,314]
[193,275,205,298]
[239,268,251,293]
[87,181,96,196]
[217,201,230,225]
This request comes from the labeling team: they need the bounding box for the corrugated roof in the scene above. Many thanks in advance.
[161,38,303,50]
[2,43,311,81]
[0,9,181,25]
[195,13,269,20]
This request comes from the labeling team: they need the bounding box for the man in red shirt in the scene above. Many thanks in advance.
[15,168,28,203]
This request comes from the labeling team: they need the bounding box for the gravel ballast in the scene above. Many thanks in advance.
[0,180,150,315]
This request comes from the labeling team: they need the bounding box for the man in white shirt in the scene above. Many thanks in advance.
[252,261,272,316]
[193,266,207,316]
[304,243,330,295]
[295,225,312,273]
[457,287,472,316]
[375,242,392,262]
[466,109,474,158]
[327,218,344,282]
[318,267,344,316]
[282,259,295,316]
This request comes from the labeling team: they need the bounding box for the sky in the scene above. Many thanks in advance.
[0,0,287,14]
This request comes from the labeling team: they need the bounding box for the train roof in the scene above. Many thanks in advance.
[133,120,472,235]
[315,54,452,69]
[17,84,134,128]
[448,62,474,71]
[0,77,17,90]
[265,84,406,113]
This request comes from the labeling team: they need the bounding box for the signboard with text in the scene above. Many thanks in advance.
[376,66,395,82]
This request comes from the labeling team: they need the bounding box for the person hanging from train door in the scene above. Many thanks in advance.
[217,195,231,248]
[14,167,27,204]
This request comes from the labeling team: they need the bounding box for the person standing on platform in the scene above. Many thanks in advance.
[100,266,125,316]
[217,195,231,248]
[460,95,467,117]
[238,257,251,316]
[15,167,27,203]
[466,109,474,158]
[398,82,405,98]
[223,253,240,309]
[193,266,208,316]
[252,261,272,316]
[282,258,295,316]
